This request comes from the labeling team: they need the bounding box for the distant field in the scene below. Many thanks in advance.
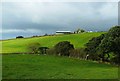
[2,54,118,79]
[1,32,105,53]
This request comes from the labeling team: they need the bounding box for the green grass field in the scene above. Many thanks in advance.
[1,32,105,53]
[2,54,118,79]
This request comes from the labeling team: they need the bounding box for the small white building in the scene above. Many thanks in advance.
[56,31,72,34]
[87,31,93,33]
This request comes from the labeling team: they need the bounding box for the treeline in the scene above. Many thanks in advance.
[27,26,120,65]
[85,26,120,65]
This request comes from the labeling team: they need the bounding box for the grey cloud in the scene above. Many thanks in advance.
[1,2,118,39]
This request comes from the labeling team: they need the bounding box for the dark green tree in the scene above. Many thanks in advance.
[54,41,74,56]
[99,26,120,64]
[85,34,105,61]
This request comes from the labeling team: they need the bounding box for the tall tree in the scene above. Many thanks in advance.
[99,26,120,64]
[85,34,105,61]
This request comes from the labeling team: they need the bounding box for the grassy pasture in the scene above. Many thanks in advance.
[2,54,118,79]
[1,32,105,53]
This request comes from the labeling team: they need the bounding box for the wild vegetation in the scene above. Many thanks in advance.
[85,26,120,65]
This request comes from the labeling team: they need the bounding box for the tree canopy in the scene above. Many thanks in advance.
[85,34,105,61]
[99,26,120,64]
[54,41,74,56]
[85,26,120,64]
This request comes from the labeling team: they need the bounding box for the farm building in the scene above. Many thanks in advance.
[87,31,93,33]
[56,31,72,34]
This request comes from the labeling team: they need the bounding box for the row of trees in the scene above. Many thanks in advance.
[85,26,120,64]
[27,26,120,65]
[28,41,75,56]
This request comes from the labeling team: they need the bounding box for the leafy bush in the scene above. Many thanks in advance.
[39,47,49,54]
[69,49,80,58]
[85,34,105,61]
[99,26,120,64]
[46,48,56,55]
[69,48,86,59]
[54,41,74,56]
[27,42,40,54]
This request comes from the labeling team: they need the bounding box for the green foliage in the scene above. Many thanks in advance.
[100,26,120,53]
[46,48,56,55]
[39,47,49,54]
[3,54,118,79]
[54,41,74,56]
[85,26,120,64]
[85,34,105,61]
[107,26,120,38]
[27,42,40,54]
[99,26,120,64]
[69,48,86,59]
[69,48,81,58]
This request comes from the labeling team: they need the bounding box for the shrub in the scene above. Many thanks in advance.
[39,47,49,54]
[69,49,80,58]
[16,36,24,38]
[46,48,56,56]
[70,48,86,59]
[54,41,74,56]
[27,42,40,54]
[78,48,87,59]
[85,34,105,61]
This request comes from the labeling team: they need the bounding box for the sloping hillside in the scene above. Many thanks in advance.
[1,32,105,53]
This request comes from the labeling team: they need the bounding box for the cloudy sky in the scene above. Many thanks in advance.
[1,0,118,39]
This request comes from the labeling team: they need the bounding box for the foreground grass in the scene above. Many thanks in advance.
[1,32,104,53]
[2,54,118,79]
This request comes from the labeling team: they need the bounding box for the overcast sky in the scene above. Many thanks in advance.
[1,0,118,39]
